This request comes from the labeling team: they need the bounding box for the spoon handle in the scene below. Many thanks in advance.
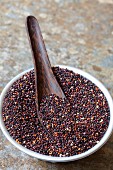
[26,16,65,108]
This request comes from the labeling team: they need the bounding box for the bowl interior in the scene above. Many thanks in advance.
[0,65,113,162]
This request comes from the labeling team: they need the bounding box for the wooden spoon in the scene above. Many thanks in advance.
[26,16,65,112]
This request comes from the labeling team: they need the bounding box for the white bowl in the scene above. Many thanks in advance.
[0,65,113,162]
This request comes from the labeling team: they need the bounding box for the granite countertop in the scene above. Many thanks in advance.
[0,0,113,169]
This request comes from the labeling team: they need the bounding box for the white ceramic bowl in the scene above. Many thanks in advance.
[0,65,113,162]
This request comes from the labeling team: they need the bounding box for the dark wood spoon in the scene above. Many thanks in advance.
[26,16,65,112]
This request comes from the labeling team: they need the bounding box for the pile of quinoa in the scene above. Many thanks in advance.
[2,67,110,157]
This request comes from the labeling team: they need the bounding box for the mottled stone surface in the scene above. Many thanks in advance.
[0,0,113,169]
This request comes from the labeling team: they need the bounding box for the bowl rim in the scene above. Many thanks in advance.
[0,65,113,162]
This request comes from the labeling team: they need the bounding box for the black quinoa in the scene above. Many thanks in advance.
[2,67,110,157]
